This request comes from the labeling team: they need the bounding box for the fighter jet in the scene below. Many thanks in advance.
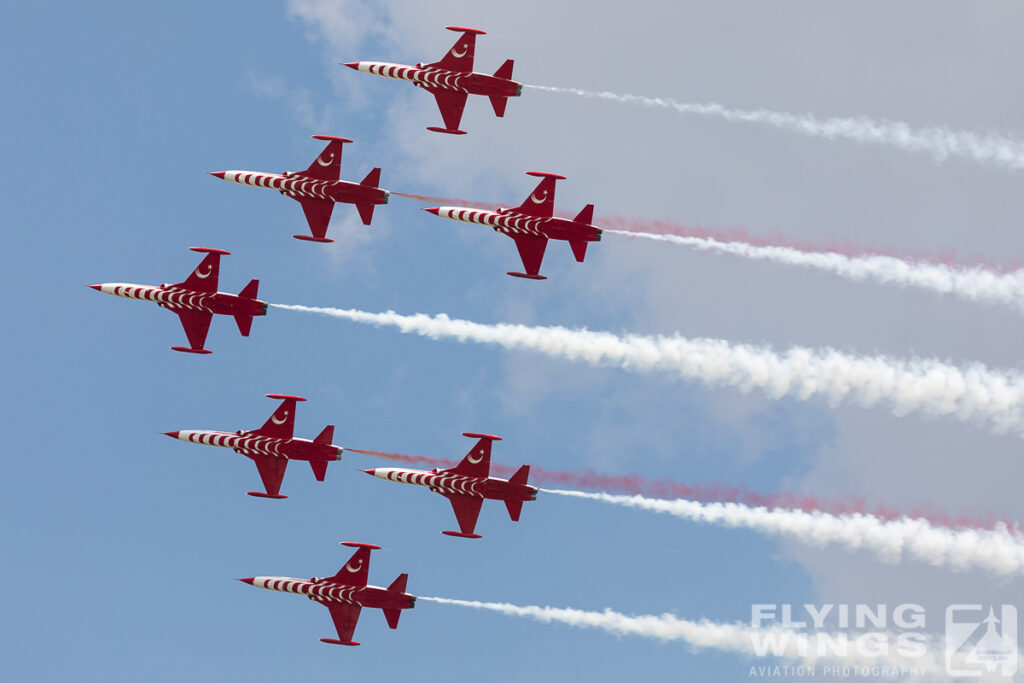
[424,171,602,279]
[238,542,415,646]
[163,394,342,499]
[208,134,389,242]
[343,26,521,135]
[88,247,266,354]
[363,432,537,538]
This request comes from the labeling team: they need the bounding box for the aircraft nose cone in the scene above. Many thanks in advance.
[362,468,376,476]
[422,207,440,216]
[342,62,359,70]
[237,577,255,585]
[207,171,226,179]
[87,284,102,291]
[162,431,181,439]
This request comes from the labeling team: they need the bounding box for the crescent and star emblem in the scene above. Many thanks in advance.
[345,559,363,572]
[467,449,485,464]
[530,190,548,204]
[195,264,213,279]
[316,152,334,167]
[451,44,468,58]
[271,411,288,425]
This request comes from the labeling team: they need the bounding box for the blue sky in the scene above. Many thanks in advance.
[5,2,1023,681]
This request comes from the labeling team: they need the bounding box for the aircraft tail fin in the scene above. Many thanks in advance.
[493,58,514,81]
[569,240,588,263]
[489,95,508,118]
[387,572,408,594]
[509,464,530,486]
[309,459,329,482]
[573,203,594,225]
[238,278,260,300]
[314,424,335,446]
[360,167,381,188]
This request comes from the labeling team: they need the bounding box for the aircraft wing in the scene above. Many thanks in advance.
[328,545,372,587]
[445,494,484,536]
[323,602,362,644]
[428,88,468,132]
[427,28,479,73]
[173,309,213,351]
[173,250,222,293]
[296,197,335,240]
[248,454,288,497]
[512,235,549,277]
[248,395,300,440]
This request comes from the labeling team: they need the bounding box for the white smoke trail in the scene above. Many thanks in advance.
[543,489,1024,577]
[605,229,1024,312]
[526,85,1024,172]
[420,597,956,678]
[271,303,1024,436]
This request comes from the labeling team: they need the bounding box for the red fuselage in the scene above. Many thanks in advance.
[164,429,342,464]
[427,206,602,244]
[345,62,521,99]
[240,576,416,612]
[90,283,268,318]
[210,170,389,207]
[365,467,538,504]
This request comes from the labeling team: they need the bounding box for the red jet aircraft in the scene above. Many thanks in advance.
[343,26,521,135]
[239,542,415,646]
[208,135,389,242]
[424,171,602,279]
[88,247,266,354]
[363,433,538,539]
[163,394,342,499]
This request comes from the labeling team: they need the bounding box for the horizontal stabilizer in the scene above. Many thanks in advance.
[234,314,254,337]
[493,58,514,81]
[504,498,524,522]
[355,203,375,226]
[489,95,508,118]
[383,608,402,630]
[360,167,381,188]
[309,459,329,482]
[569,240,588,263]
[574,203,594,225]
[238,278,259,300]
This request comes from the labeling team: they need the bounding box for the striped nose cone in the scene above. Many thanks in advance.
[162,431,181,440]
[207,171,226,179]
[237,577,255,585]
[342,62,360,70]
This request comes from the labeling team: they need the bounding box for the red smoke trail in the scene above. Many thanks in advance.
[392,192,502,211]
[347,448,1013,531]
[394,191,1015,271]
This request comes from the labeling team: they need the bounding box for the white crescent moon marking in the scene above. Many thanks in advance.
[195,264,213,279]
[530,190,548,204]
[345,559,363,572]
[467,449,484,464]
[271,411,288,425]
[451,45,468,58]
[317,152,334,167]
